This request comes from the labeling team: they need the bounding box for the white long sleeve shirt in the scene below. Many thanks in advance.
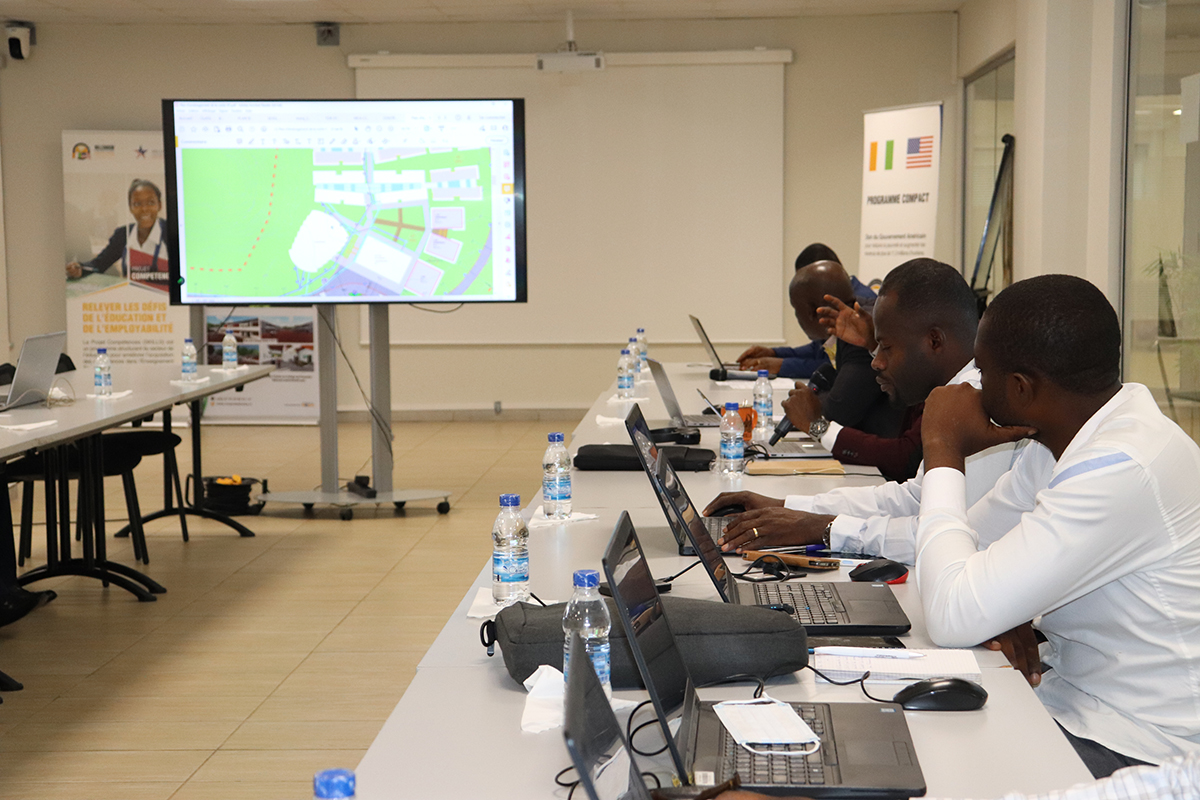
[784,360,1025,564]
[917,383,1200,765]
[934,754,1200,800]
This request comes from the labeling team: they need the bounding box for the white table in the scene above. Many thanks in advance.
[356,362,1095,798]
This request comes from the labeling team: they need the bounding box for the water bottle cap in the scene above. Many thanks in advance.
[725,402,739,411]
[548,432,563,443]
[573,569,600,587]
[313,768,356,799]
[97,348,107,354]
[758,370,769,377]
[499,493,520,507]
[621,348,630,355]
[185,337,193,343]
[637,328,645,333]
[629,336,637,342]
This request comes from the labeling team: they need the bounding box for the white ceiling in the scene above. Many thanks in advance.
[0,0,963,25]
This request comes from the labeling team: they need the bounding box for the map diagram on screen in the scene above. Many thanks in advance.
[179,146,506,300]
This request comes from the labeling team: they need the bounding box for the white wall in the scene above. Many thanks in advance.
[958,0,1017,79]
[0,15,957,414]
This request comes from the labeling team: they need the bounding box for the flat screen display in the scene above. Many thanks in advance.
[162,98,526,305]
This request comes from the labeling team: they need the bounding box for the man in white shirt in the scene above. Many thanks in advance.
[916,275,1200,777]
[706,259,1022,564]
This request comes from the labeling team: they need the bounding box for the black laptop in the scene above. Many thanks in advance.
[645,358,719,428]
[564,633,654,800]
[601,512,926,797]
[625,404,911,636]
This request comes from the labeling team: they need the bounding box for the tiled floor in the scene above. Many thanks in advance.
[0,418,575,799]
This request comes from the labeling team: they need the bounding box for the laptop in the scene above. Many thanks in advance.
[625,404,910,636]
[0,332,67,411]
[645,358,718,428]
[688,315,758,380]
[602,511,926,797]
[564,633,654,800]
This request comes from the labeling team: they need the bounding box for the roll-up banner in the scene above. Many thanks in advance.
[858,103,942,280]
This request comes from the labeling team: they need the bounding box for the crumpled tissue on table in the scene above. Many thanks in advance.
[521,664,636,733]
[527,507,598,529]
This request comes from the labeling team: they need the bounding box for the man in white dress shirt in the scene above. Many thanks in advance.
[707,259,1021,564]
[916,275,1200,777]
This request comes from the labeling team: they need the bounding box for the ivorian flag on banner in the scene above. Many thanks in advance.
[858,103,942,278]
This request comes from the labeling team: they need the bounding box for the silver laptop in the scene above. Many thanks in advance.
[688,315,758,380]
[0,332,67,411]
[646,358,719,428]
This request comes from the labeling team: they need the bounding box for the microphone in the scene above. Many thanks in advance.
[769,365,835,445]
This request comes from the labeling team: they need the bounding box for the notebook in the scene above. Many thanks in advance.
[624,403,912,636]
[689,315,758,380]
[812,649,983,685]
[0,332,67,412]
[601,511,926,798]
[645,358,718,428]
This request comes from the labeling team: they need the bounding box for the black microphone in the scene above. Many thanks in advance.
[769,365,835,445]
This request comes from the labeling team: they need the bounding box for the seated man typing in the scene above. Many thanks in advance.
[915,275,1200,776]
[737,243,876,378]
[707,258,1021,563]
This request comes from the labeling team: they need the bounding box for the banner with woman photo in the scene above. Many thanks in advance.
[62,130,188,373]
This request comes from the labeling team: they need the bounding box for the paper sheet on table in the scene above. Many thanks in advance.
[520,665,636,733]
[527,507,598,528]
[85,389,133,400]
[0,420,58,432]
[170,377,211,387]
[813,649,982,684]
[713,378,798,391]
[210,365,250,374]
[745,459,844,475]
[713,697,820,747]
[466,587,506,620]
[594,415,625,426]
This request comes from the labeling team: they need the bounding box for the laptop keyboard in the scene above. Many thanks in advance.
[765,440,826,456]
[752,583,849,626]
[720,702,838,786]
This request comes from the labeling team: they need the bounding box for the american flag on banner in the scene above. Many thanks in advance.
[906,136,934,168]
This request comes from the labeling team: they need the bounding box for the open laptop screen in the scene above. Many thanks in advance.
[602,512,695,781]
[564,633,652,800]
[625,404,731,598]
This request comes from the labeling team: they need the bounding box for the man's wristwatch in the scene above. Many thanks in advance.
[808,416,831,440]
[822,518,834,549]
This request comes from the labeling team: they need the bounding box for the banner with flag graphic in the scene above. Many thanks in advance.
[859,103,942,277]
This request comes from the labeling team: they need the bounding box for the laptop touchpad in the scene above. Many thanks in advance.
[845,740,901,766]
[846,600,890,616]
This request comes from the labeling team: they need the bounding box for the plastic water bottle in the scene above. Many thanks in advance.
[222,328,238,369]
[181,338,198,382]
[635,327,648,368]
[617,348,635,399]
[313,768,355,800]
[563,569,612,698]
[93,348,112,397]
[628,337,643,381]
[718,402,745,474]
[542,432,572,519]
[753,370,774,434]
[492,493,530,606]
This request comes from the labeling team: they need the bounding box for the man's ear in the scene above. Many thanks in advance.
[927,327,946,353]
[1009,372,1036,411]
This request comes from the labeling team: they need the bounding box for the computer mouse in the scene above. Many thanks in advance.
[848,558,909,584]
[708,503,745,517]
[892,677,988,711]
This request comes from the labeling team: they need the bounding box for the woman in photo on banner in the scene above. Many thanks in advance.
[65,178,169,291]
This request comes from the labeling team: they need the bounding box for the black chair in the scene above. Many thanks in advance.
[107,429,189,545]
[7,443,150,564]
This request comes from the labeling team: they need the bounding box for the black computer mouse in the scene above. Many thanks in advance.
[848,558,909,583]
[708,503,746,517]
[892,677,988,711]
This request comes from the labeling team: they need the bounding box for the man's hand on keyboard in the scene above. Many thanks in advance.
[716,508,835,553]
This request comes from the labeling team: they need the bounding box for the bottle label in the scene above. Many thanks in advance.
[617,374,633,391]
[590,641,611,687]
[721,436,744,460]
[543,474,571,502]
[754,399,772,422]
[493,552,529,583]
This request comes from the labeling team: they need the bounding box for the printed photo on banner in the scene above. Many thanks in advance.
[62,130,190,372]
[858,103,942,279]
